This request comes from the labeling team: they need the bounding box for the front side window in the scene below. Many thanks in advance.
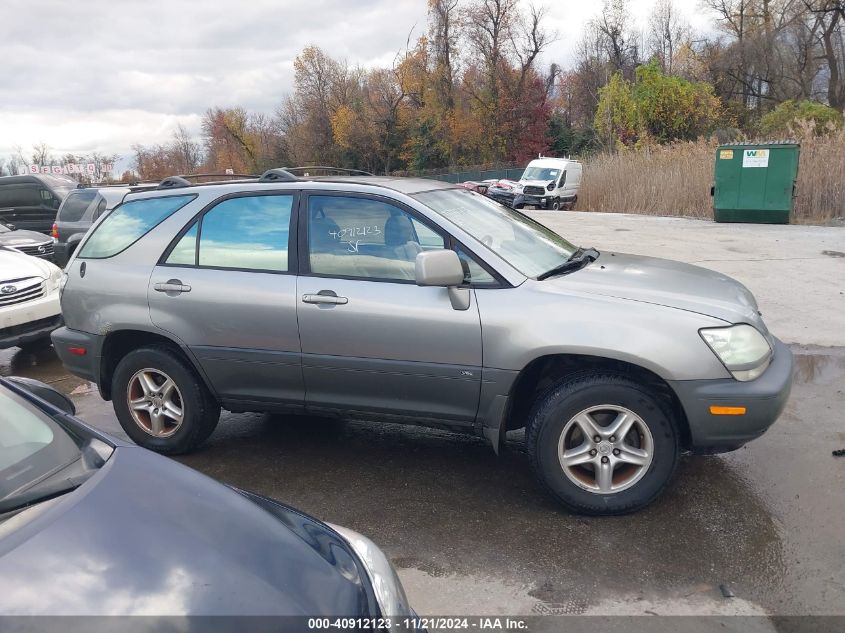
[307,195,445,281]
[414,188,577,279]
[0,186,40,207]
[79,195,194,259]
[166,194,293,272]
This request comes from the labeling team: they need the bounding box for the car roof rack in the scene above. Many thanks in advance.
[157,176,194,190]
[153,166,375,190]
[283,166,375,177]
[258,168,300,183]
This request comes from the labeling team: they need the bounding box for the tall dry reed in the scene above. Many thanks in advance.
[578,127,845,224]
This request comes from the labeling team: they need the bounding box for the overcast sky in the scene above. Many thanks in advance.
[0,0,717,171]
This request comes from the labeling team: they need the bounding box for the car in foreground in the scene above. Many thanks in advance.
[53,169,794,515]
[0,247,62,350]
[52,184,157,266]
[0,221,55,261]
[0,375,415,620]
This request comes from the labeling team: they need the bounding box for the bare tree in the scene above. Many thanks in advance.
[648,0,692,74]
[31,143,52,167]
[595,0,639,74]
[172,124,203,174]
[804,0,845,108]
[464,0,519,108]
[429,0,460,110]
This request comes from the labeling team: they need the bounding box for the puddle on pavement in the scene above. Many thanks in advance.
[792,352,845,386]
[0,346,91,396]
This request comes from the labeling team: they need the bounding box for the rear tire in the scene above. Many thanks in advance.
[526,372,678,515]
[112,345,220,454]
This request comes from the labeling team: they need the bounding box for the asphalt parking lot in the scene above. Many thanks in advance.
[2,211,843,622]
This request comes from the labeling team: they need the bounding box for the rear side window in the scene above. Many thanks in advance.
[165,194,293,272]
[58,190,97,222]
[79,195,194,259]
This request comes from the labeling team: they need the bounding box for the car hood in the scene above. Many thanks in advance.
[0,230,50,247]
[0,447,372,616]
[0,249,55,281]
[550,252,764,327]
[518,179,554,189]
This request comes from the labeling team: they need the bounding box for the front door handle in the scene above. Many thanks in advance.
[303,291,348,305]
[154,279,192,294]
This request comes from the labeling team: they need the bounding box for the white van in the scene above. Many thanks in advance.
[515,157,582,210]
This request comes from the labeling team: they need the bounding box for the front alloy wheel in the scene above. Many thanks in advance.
[526,372,679,515]
[558,405,654,494]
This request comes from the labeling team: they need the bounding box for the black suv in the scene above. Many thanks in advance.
[0,174,75,234]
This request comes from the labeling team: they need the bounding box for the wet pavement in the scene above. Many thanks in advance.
[2,344,843,618]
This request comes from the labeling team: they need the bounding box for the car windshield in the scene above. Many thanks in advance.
[521,166,561,181]
[414,188,577,278]
[0,387,82,505]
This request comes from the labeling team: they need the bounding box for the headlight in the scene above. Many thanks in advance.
[546,182,555,191]
[46,267,63,293]
[329,523,412,621]
[700,324,772,381]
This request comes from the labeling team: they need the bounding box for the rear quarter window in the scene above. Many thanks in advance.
[78,195,195,259]
[58,190,97,222]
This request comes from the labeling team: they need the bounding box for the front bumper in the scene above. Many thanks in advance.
[670,337,794,454]
[0,289,62,349]
[0,314,63,349]
[51,326,105,384]
[522,194,552,207]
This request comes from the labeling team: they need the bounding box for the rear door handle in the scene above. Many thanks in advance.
[302,292,348,305]
[154,280,192,294]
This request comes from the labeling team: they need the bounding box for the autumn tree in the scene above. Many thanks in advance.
[647,0,692,75]
[760,98,845,134]
[596,62,725,147]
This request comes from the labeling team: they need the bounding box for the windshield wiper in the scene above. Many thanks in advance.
[0,476,85,514]
[537,247,599,281]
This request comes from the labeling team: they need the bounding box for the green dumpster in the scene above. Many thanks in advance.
[712,143,800,224]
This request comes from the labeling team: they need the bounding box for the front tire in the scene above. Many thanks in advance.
[526,372,678,515]
[551,198,561,210]
[112,345,220,454]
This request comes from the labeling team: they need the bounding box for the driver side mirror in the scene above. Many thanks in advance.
[415,250,470,311]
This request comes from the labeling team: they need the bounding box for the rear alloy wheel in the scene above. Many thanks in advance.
[527,372,678,515]
[126,368,185,438]
[112,345,220,454]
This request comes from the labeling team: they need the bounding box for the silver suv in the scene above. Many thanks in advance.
[52,170,794,515]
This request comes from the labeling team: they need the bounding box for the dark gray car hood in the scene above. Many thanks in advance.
[0,447,371,616]
[551,252,763,327]
[0,229,51,247]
